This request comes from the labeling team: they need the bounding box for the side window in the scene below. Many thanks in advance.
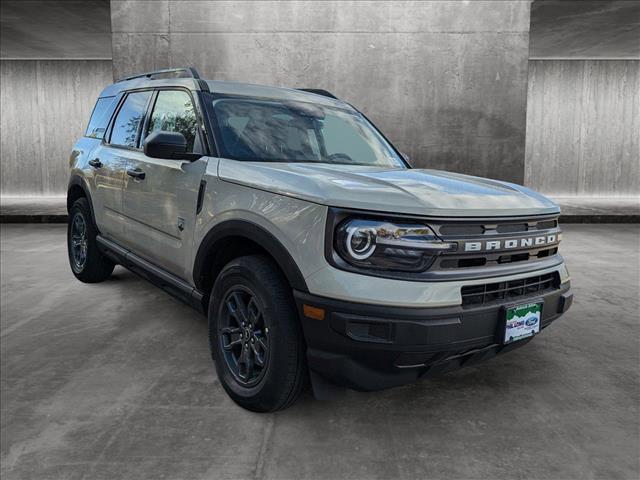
[146,90,198,152]
[109,91,152,148]
[85,96,118,139]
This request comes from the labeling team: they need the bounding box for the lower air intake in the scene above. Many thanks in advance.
[461,272,560,306]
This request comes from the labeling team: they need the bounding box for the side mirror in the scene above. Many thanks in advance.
[144,131,191,160]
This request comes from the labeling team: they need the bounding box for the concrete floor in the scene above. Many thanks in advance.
[1,224,638,480]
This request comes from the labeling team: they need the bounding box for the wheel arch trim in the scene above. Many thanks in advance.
[67,175,96,221]
[193,219,308,293]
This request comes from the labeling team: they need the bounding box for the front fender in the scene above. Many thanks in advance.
[193,219,308,292]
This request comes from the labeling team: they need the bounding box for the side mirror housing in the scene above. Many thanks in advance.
[144,131,192,160]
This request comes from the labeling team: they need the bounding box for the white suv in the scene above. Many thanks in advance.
[67,67,573,412]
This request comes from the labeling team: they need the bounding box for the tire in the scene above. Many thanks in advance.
[208,255,307,412]
[67,197,115,283]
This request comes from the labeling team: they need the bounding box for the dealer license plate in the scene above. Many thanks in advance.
[504,302,542,344]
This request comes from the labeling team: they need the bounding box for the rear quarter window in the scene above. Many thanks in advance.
[85,96,118,139]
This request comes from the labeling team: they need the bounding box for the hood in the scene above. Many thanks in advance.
[217,160,560,217]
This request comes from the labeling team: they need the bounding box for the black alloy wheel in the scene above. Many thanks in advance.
[208,255,307,412]
[70,212,88,271]
[67,197,114,283]
[218,286,270,386]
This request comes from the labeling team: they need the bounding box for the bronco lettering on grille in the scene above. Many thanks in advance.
[464,234,558,252]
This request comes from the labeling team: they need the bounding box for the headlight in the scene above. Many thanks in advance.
[335,218,456,272]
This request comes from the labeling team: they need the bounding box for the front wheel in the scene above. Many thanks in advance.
[67,197,114,283]
[208,255,307,412]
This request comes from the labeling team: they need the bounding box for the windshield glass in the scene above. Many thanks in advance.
[209,98,406,168]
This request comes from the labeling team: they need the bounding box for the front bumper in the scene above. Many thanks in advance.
[294,282,573,391]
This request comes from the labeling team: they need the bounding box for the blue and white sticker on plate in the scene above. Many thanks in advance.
[504,302,541,344]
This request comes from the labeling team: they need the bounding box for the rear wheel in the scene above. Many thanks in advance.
[67,197,114,283]
[208,255,307,412]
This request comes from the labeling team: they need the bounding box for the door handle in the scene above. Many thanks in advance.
[127,168,146,180]
[88,158,102,168]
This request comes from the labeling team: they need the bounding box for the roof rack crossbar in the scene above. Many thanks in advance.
[297,88,339,100]
[117,67,201,83]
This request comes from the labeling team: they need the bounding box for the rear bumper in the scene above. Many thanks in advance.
[294,282,573,391]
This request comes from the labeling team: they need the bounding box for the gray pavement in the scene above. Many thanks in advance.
[1,224,639,480]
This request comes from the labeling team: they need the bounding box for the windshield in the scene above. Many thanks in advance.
[208,97,406,168]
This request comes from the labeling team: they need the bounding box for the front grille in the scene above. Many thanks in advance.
[461,272,560,306]
[439,247,559,269]
[496,222,528,233]
[439,224,484,236]
[437,218,558,237]
[431,215,561,272]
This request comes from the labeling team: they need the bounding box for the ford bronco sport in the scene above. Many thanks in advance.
[67,67,573,412]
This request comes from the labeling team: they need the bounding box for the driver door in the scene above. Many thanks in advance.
[121,88,208,279]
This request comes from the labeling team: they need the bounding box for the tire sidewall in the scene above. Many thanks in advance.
[67,197,113,283]
[67,204,90,275]
[208,259,300,408]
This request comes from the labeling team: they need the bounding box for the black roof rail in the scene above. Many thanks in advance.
[116,67,202,83]
[297,88,339,100]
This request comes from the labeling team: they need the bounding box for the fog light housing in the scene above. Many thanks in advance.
[345,320,392,343]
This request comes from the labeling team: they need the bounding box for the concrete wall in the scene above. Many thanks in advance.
[525,60,640,196]
[0,60,113,196]
[111,0,532,184]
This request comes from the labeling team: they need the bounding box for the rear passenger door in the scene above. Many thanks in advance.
[91,90,152,243]
[121,88,208,279]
